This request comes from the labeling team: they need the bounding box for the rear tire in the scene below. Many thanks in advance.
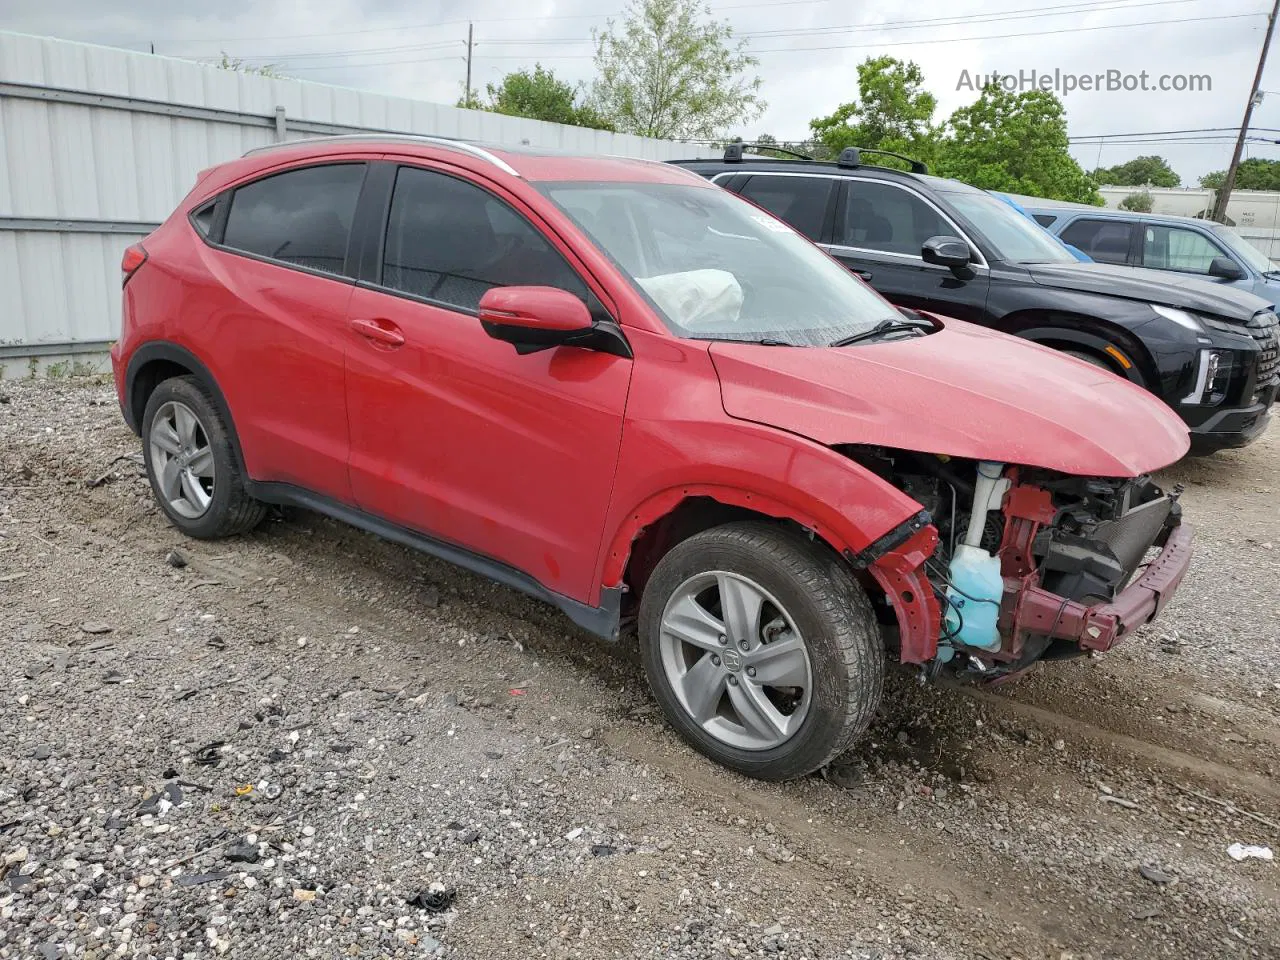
[141,376,266,539]
[638,521,883,781]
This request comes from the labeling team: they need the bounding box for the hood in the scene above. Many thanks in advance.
[710,317,1189,477]
[1023,261,1267,322]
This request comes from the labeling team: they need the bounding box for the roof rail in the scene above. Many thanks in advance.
[722,141,814,162]
[837,147,928,175]
[243,133,520,176]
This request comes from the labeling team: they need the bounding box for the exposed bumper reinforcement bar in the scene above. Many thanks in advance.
[1010,523,1194,652]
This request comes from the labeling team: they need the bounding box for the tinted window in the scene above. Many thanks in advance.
[1032,213,1057,227]
[383,166,586,311]
[222,164,364,276]
[738,175,833,240]
[1141,224,1228,274]
[842,181,951,256]
[1060,218,1133,264]
[191,202,216,237]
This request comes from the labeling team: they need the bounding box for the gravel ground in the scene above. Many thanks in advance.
[1,376,1277,960]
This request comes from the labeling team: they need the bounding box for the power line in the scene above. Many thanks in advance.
[193,0,1203,50]
[1070,126,1280,138]
[465,10,1262,60]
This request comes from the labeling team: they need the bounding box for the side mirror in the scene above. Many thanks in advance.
[921,235,973,272]
[1208,256,1245,281]
[479,286,594,353]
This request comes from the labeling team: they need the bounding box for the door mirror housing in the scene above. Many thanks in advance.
[921,235,973,272]
[479,286,631,357]
[1208,256,1246,281]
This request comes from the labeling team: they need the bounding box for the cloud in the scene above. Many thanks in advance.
[4,0,1274,182]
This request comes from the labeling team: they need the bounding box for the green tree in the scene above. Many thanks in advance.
[1201,158,1280,190]
[217,52,281,77]
[1093,155,1180,187]
[474,64,614,130]
[808,57,939,168]
[937,86,1102,204]
[589,0,764,139]
[1118,190,1154,212]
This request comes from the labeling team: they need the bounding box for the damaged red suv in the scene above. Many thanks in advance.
[112,136,1194,780]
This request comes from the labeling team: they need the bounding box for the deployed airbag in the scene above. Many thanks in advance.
[637,269,744,329]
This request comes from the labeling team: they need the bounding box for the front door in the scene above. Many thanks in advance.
[826,179,991,325]
[343,163,633,602]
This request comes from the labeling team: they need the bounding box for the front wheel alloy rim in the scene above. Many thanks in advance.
[659,571,813,751]
[149,400,215,519]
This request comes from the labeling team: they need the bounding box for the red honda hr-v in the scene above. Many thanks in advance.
[112,135,1193,780]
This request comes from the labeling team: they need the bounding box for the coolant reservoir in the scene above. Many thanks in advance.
[943,545,1004,650]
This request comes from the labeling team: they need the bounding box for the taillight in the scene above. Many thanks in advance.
[121,244,148,286]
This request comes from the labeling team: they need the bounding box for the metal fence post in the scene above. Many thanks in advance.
[275,106,287,142]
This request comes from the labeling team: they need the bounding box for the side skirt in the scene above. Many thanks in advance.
[245,481,622,641]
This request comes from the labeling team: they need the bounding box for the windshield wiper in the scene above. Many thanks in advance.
[1263,270,1280,280]
[710,336,795,346]
[829,318,933,347]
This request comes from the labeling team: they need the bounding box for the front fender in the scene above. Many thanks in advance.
[596,413,929,591]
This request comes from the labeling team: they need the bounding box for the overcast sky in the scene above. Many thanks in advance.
[5,0,1278,183]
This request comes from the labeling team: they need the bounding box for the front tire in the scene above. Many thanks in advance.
[141,376,266,539]
[638,521,884,781]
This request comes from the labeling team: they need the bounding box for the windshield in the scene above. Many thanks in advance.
[539,181,901,345]
[944,191,1077,264]
[1209,223,1279,275]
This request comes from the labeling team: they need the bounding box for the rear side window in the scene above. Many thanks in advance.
[1141,224,1227,274]
[222,163,366,277]
[1032,213,1057,227]
[738,175,833,240]
[381,166,586,312]
[1059,218,1133,264]
[841,181,951,257]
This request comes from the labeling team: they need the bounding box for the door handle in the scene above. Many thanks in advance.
[349,317,405,347]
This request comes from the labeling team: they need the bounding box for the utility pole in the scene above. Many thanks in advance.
[464,23,474,108]
[1211,0,1280,223]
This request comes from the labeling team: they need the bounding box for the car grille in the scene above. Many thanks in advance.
[1247,310,1279,385]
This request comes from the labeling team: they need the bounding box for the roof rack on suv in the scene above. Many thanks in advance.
[722,141,815,162]
[837,147,928,175]
[242,133,520,176]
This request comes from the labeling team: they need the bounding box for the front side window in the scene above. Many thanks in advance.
[222,163,365,276]
[1141,224,1227,274]
[541,180,900,346]
[1210,224,1279,275]
[842,181,951,257]
[382,166,586,312]
[1060,219,1133,265]
[737,175,833,240]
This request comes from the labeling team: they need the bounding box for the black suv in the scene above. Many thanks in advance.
[672,147,1279,453]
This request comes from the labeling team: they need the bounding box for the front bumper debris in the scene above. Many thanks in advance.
[1007,523,1193,652]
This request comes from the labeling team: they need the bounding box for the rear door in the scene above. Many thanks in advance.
[827,178,991,324]
[734,173,838,243]
[199,160,368,501]
[1058,217,1137,265]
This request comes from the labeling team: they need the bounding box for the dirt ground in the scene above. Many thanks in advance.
[1,376,1277,960]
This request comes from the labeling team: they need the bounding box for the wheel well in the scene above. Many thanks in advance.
[129,358,193,431]
[621,496,851,616]
[997,310,1155,387]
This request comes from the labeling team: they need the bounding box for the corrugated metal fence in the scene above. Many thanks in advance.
[0,32,718,374]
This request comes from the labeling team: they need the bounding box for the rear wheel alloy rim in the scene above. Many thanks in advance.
[659,571,813,752]
[149,401,215,519]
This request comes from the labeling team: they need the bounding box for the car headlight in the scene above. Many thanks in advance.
[1151,304,1203,332]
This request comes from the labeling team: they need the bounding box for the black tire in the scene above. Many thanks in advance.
[1062,349,1123,377]
[141,376,266,539]
[638,521,884,781]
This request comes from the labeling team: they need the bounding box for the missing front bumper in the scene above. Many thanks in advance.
[1009,522,1194,652]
